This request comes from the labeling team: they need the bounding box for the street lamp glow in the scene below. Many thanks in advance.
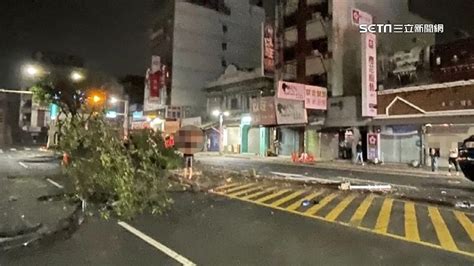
[110,97,118,104]
[212,110,220,117]
[223,111,230,117]
[24,65,39,77]
[71,71,84,82]
[92,95,101,103]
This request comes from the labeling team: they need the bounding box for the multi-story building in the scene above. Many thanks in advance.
[276,0,435,160]
[149,0,265,117]
[0,93,21,146]
[203,65,273,154]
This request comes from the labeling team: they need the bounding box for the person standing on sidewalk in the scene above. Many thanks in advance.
[429,148,439,172]
[448,147,460,176]
[355,141,364,165]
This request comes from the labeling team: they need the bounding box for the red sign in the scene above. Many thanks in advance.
[149,72,161,98]
[262,21,275,76]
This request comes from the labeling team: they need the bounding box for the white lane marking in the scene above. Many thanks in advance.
[118,221,196,266]
[10,148,17,151]
[24,147,31,151]
[19,162,28,168]
[46,178,64,189]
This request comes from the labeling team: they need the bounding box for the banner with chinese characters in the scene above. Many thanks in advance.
[250,97,276,126]
[351,8,373,26]
[275,98,307,125]
[262,21,275,77]
[367,133,381,161]
[304,85,327,110]
[151,55,161,74]
[277,81,305,101]
[361,32,377,117]
[149,71,161,98]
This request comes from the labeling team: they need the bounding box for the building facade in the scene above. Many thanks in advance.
[277,0,435,161]
[150,0,265,117]
[203,65,273,155]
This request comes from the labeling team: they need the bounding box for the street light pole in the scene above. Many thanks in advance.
[123,98,129,139]
[219,113,224,154]
[212,110,229,154]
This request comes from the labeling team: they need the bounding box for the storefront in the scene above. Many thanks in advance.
[375,80,474,167]
[379,125,422,164]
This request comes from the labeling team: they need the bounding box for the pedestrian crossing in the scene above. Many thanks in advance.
[212,181,474,258]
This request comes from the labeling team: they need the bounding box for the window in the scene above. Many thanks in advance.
[222,42,227,50]
[222,25,228,33]
[230,98,238,110]
[284,47,296,61]
[221,59,227,67]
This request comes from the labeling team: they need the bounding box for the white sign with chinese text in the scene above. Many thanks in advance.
[304,85,328,110]
[351,8,373,26]
[277,81,305,101]
[151,55,161,74]
[361,32,377,117]
[275,98,307,125]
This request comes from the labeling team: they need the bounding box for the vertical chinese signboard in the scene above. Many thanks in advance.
[262,21,275,77]
[304,85,328,110]
[367,133,381,161]
[144,56,166,112]
[250,97,277,126]
[361,32,377,117]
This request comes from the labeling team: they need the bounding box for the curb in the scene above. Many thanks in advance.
[0,201,83,251]
[200,154,454,178]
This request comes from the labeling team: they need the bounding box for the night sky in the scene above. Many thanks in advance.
[0,0,151,88]
[0,0,471,89]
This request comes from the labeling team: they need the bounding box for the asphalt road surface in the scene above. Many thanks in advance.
[1,148,473,265]
[2,191,473,265]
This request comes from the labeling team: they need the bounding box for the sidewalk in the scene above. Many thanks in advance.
[197,152,460,179]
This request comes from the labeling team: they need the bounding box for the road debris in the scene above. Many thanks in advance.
[455,201,473,209]
[349,184,392,192]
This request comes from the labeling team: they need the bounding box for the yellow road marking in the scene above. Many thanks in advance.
[285,191,325,211]
[453,211,474,241]
[240,187,277,200]
[325,194,357,221]
[213,182,241,191]
[255,189,291,203]
[375,198,394,233]
[227,185,263,197]
[271,190,306,207]
[303,192,338,215]
[404,202,421,241]
[428,207,458,251]
[349,194,375,227]
[224,183,256,194]
[210,191,474,258]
